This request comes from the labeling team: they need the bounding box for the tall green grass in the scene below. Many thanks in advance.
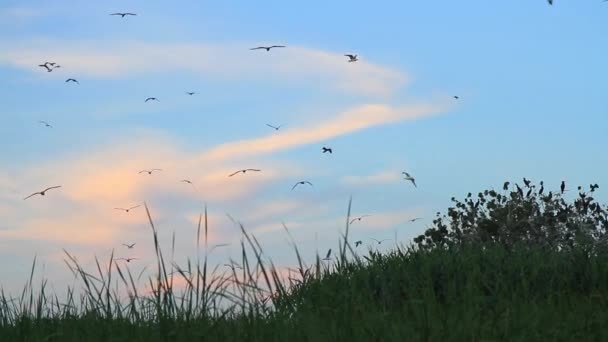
[1,201,607,341]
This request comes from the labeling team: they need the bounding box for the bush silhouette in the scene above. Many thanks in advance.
[414,179,608,252]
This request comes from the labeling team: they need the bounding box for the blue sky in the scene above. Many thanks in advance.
[0,0,607,295]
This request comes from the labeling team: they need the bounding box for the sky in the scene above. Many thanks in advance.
[0,0,607,296]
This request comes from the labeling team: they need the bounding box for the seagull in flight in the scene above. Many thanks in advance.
[110,13,136,17]
[145,97,159,102]
[228,169,261,177]
[453,95,459,99]
[180,179,193,184]
[38,121,52,128]
[354,240,363,247]
[23,186,62,200]
[122,243,136,249]
[350,215,371,224]
[185,92,196,96]
[292,181,313,190]
[266,124,283,131]
[114,205,141,213]
[370,238,390,245]
[408,217,423,223]
[38,63,54,72]
[250,45,286,51]
[116,258,138,263]
[65,78,79,84]
[402,171,417,187]
[322,249,332,261]
[344,54,358,62]
[139,169,162,175]
[322,147,333,154]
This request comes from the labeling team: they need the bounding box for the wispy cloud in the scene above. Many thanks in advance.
[0,40,406,96]
[199,103,447,163]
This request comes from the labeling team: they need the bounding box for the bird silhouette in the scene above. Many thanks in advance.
[38,63,53,72]
[539,181,544,195]
[228,169,261,177]
[350,215,371,224]
[114,205,141,213]
[250,45,286,51]
[139,169,162,175]
[409,217,423,223]
[292,181,313,190]
[590,183,600,192]
[185,92,196,95]
[65,78,79,84]
[402,172,417,187]
[145,97,159,102]
[547,0,553,4]
[23,186,62,200]
[322,147,333,154]
[503,181,510,191]
[345,54,358,62]
[453,95,460,99]
[561,181,566,194]
[523,178,531,188]
[322,249,332,261]
[266,124,283,131]
[38,121,52,128]
[370,238,390,245]
[122,243,136,249]
[116,258,138,263]
[516,184,524,197]
[180,179,193,184]
[110,13,136,17]
[355,240,363,247]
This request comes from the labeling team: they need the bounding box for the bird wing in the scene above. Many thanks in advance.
[266,124,277,129]
[349,218,357,224]
[110,13,124,16]
[128,205,141,210]
[43,186,61,192]
[250,47,266,50]
[305,181,313,186]
[151,169,162,172]
[291,183,299,190]
[246,169,261,172]
[125,13,136,15]
[270,45,286,48]
[23,192,41,200]
[344,54,355,58]
[370,238,379,243]
[411,179,417,187]
[228,170,242,177]
[325,249,332,258]
[114,208,126,211]
[138,170,148,174]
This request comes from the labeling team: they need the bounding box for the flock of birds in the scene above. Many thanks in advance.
[21,8,482,264]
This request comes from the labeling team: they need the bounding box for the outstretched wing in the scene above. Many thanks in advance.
[43,185,61,192]
[270,45,286,48]
[128,205,141,210]
[23,192,41,200]
[228,170,242,177]
[250,47,266,50]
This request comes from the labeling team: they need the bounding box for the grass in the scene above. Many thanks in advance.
[1,201,608,341]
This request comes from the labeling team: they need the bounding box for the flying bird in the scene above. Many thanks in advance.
[38,121,52,128]
[292,181,313,190]
[322,147,333,154]
[370,238,390,245]
[523,177,531,188]
[250,45,286,51]
[116,258,138,263]
[350,215,371,224]
[453,95,460,99]
[110,13,136,17]
[402,172,417,187]
[122,243,136,249]
[185,92,196,96]
[23,186,62,200]
[539,181,545,195]
[65,78,79,84]
[503,181,510,191]
[344,54,358,62]
[547,0,553,4]
[180,179,193,184]
[322,249,332,261]
[266,124,283,131]
[228,169,261,177]
[355,240,363,247]
[139,169,162,175]
[408,217,423,223]
[114,205,141,213]
[145,97,159,102]
[38,63,53,72]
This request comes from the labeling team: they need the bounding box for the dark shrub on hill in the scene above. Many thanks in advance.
[414,180,608,252]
